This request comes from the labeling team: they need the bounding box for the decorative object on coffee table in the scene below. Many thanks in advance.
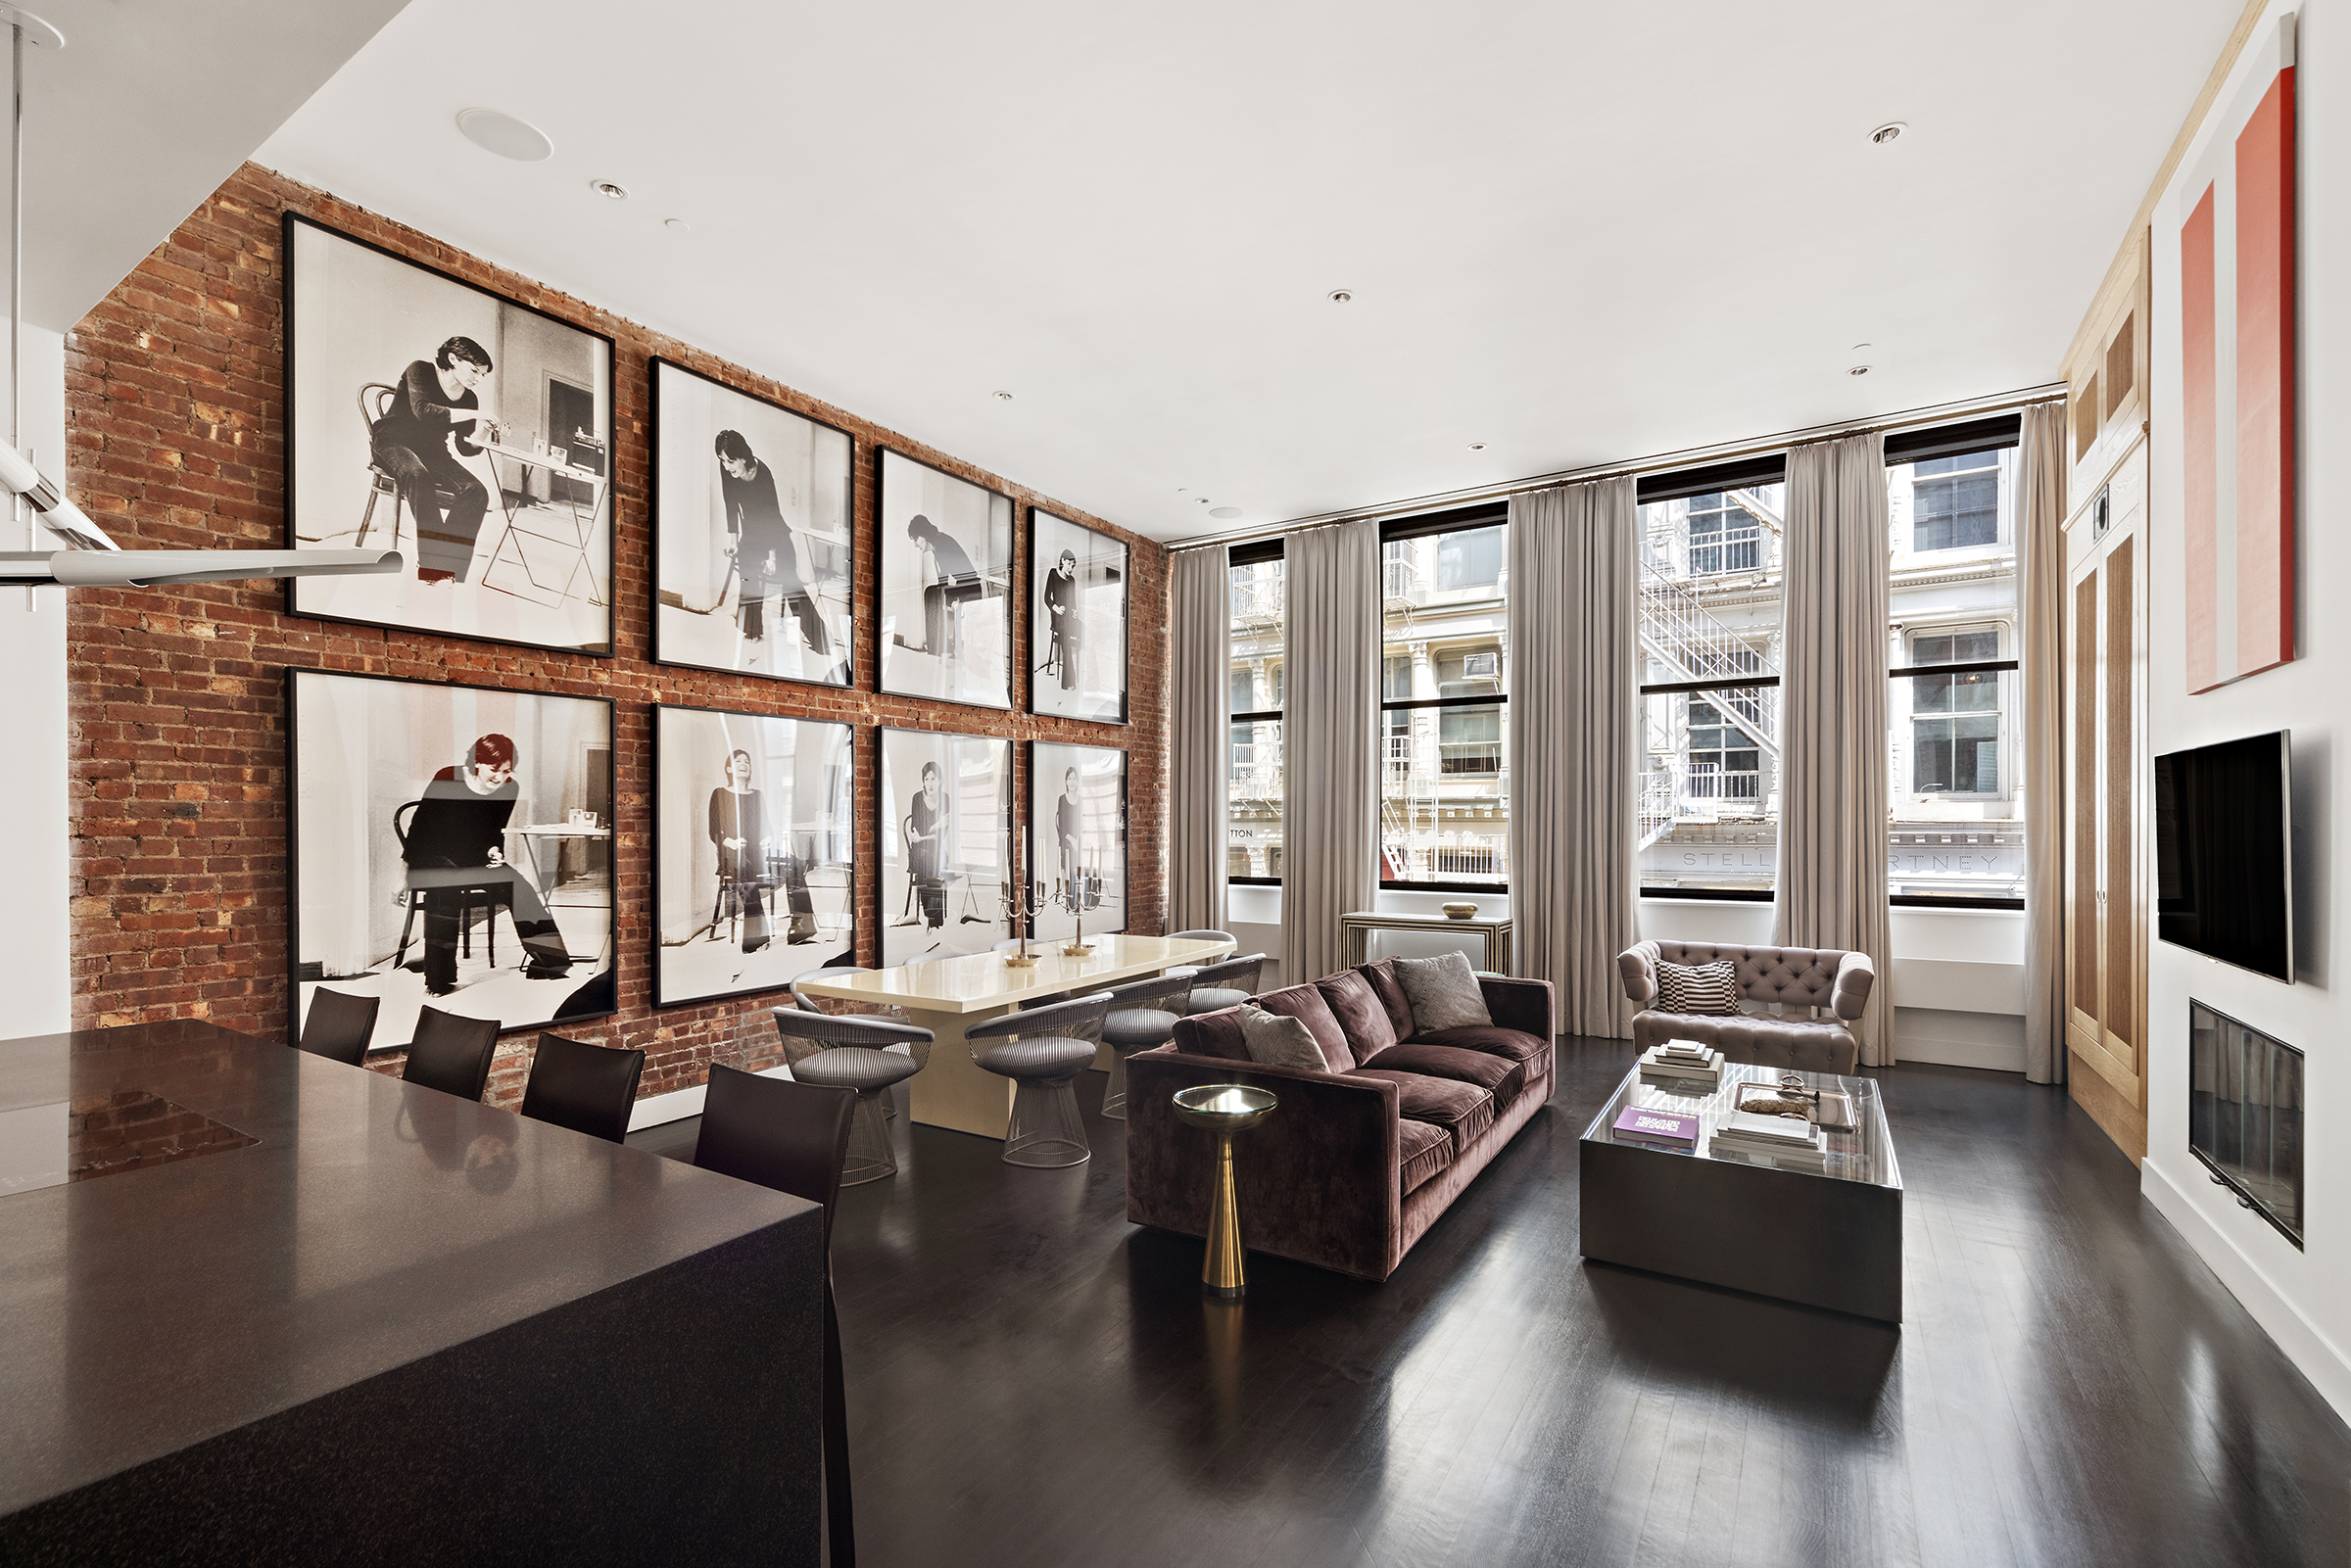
[1172,1083,1278,1299]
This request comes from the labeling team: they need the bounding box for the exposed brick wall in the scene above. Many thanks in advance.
[65,163,1170,1109]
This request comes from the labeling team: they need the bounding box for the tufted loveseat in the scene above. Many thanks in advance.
[1617,940,1874,1075]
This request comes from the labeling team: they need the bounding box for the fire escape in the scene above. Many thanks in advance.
[1639,491,1781,851]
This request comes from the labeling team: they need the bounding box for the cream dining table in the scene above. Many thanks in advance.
[792,933,1236,1139]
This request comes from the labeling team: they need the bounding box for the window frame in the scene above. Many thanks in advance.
[1636,411,2030,908]
[1226,538,1285,885]
[1379,507,1510,893]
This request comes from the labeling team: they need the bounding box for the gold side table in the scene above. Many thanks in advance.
[1172,1084,1278,1299]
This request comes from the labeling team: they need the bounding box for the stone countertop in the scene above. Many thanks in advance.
[0,1019,810,1519]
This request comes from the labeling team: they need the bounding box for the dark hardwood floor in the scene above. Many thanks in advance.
[630,1040,2351,1566]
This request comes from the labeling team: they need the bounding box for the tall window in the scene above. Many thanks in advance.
[1887,436,2023,905]
[1637,469,1785,897]
[1226,541,1284,881]
[1380,508,1508,889]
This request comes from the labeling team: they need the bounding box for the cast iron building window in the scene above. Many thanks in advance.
[1226,539,1284,882]
[1380,506,1509,891]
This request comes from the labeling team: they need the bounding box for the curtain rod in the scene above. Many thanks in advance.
[1167,381,2066,553]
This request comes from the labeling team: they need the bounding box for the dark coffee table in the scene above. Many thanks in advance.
[1578,1061,1903,1322]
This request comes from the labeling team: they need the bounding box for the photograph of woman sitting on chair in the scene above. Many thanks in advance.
[651,705,854,1008]
[283,214,616,656]
[1030,509,1129,724]
[650,358,854,687]
[880,727,1010,966]
[877,449,1014,708]
[287,670,618,1058]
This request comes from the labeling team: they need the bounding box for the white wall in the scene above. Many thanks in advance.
[2138,0,2351,1425]
[0,325,70,1037]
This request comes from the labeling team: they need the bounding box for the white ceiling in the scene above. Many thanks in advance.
[251,0,2240,543]
[23,0,408,331]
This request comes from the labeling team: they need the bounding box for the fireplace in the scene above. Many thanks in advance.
[2188,1000,2303,1247]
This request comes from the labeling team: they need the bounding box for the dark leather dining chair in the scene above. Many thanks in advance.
[517,1032,645,1143]
[297,987,380,1066]
[401,1006,502,1102]
[695,1064,858,1566]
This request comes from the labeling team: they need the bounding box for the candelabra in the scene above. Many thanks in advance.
[1000,877,1048,967]
[1055,867,1105,958]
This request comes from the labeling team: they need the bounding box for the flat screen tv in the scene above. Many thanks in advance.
[2153,731,2292,982]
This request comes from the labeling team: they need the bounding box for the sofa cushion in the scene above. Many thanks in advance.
[1355,959,1418,1040]
[1397,1118,1454,1196]
[1235,1005,1329,1071]
[1251,983,1355,1071]
[1169,1009,1252,1062]
[1655,959,1741,1016]
[1366,1040,1524,1112]
[1316,970,1398,1063]
[1350,1069,1494,1152]
[1394,951,1494,1030]
[1412,1024,1552,1079]
[1631,1009,1859,1075]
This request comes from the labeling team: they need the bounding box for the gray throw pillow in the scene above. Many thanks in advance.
[1392,951,1493,1032]
[1235,1004,1329,1071]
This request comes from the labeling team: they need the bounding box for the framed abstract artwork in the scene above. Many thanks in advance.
[876,449,1015,709]
[1025,740,1128,942]
[1029,509,1128,724]
[282,213,617,655]
[650,704,857,1008]
[878,726,1010,966]
[2173,14,2297,692]
[650,357,855,687]
[287,668,617,1056]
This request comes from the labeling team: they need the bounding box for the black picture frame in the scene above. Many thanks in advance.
[877,725,1012,967]
[648,702,859,1009]
[648,356,857,688]
[285,666,619,1056]
[875,448,1016,710]
[1028,508,1129,725]
[1025,740,1129,941]
[281,211,619,657]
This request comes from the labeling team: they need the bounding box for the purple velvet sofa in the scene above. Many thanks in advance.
[1125,958,1556,1282]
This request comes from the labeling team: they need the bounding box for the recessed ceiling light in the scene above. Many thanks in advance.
[1467,443,1486,451]
[1196,497,1211,504]
[1848,364,1873,376]
[1870,121,1906,145]
[992,391,1014,403]
[664,217,692,233]
[456,108,553,163]
[1209,506,1243,520]
[1327,289,1354,304]
[590,178,629,200]
[1850,342,1872,353]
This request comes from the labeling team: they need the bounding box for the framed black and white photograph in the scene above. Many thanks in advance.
[283,213,616,655]
[651,704,856,1008]
[877,449,1014,708]
[651,358,854,686]
[288,668,616,1057]
[879,727,1011,966]
[1029,510,1128,723]
[1026,741,1128,942]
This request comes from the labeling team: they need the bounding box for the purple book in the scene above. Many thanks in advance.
[1611,1105,1699,1147]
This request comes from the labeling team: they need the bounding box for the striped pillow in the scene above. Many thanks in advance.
[1655,959,1741,1016]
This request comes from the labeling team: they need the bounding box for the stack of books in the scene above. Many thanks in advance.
[1609,1104,1700,1152]
[1638,1040,1724,1089]
[1706,1109,1828,1173]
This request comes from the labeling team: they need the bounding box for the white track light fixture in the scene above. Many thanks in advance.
[0,6,400,595]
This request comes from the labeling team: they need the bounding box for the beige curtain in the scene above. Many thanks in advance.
[1280,520,1378,985]
[2017,404,2067,1083]
[1508,476,1639,1036]
[1169,546,1229,935]
[1777,432,1895,1064]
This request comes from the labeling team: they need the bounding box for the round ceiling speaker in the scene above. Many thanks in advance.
[457,109,554,163]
